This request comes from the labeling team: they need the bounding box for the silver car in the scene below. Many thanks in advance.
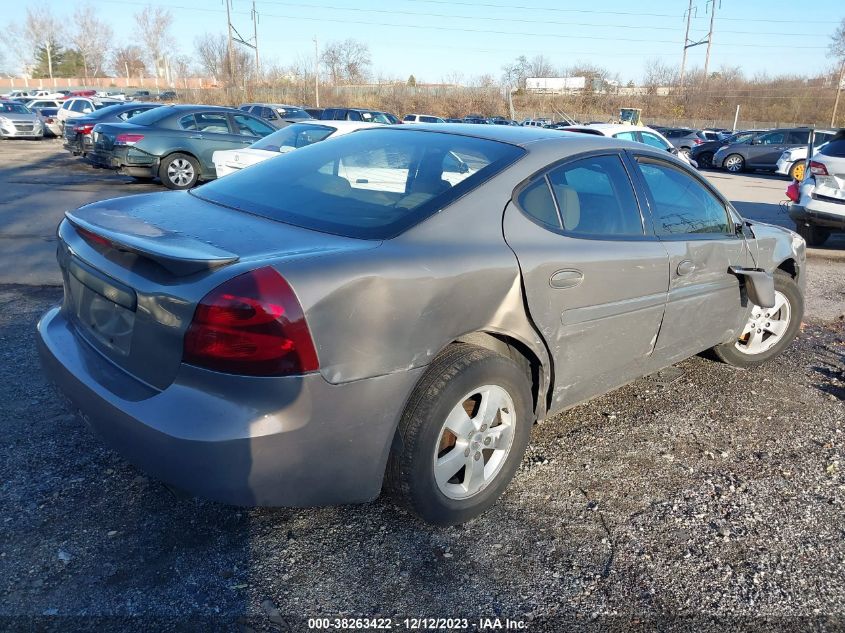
[0,100,44,139]
[38,125,806,525]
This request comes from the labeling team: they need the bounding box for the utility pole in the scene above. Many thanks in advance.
[703,0,718,80]
[251,1,260,76]
[313,36,320,107]
[832,59,845,128]
[679,0,693,89]
[225,0,236,84]
[732,104,740,131]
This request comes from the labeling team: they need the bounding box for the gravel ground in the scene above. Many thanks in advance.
[0,282,843,633]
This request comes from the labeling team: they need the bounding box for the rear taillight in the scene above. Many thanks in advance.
[45,117,55,123]
[809,160,828,176]
[114,133,144,145]
[785,182,800,203]
[74,123,94,135]
[75,226,113,248]
[693,138,703,145]
[183,267,319,376]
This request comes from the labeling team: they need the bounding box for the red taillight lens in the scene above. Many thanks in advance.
[75,226,113,248]
[74,124,94,135]
[809,160,828,176]
[785,182,800,203]
[114,133,144,145]
[183,267,319,376]
[694,138,703,144]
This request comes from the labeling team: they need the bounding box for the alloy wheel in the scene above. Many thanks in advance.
[433,384,516,500]
[725,155,744,172]
[735,290,792,355]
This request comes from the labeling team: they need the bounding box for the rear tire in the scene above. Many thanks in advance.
[788,161,806,181]
[724,154,745,173]
[158,152,199,190]
[697,151,714,169]
[795,222,830,247]
[712,270,803,368]
[386,344,533,526]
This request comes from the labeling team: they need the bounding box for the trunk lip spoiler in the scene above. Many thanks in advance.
[64,209,240,271]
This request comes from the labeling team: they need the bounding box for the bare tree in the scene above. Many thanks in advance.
[321,39,371,85]
[194,32,253,85]
[135,6,174,79]
[526,54,554,78]
[501,55,529,89]
[112,45,147,78]
[24,7,63,79]
[70,4,113,79]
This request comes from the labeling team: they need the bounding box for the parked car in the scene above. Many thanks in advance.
[67,90,97,98]
[787,130,845,246]
[774,129,837,181]
[2,90,34,100]
[128,90,152,101]
[88,104,275,189]
[382,112,402,125]
[239,103,312,128]
[36,107,62,137]
[37,125,806,526]
[0,100,44,139]
[157,91,178,102]
[64,102,160,156]
[319,107,393,123]
[25,99,63,110]
[213,120,379,177]
[57,97,120,126]
[558,124,698,167]
[403,113,446,124]
[713,127,816,173]
[656,128,707,159]
[520,118,551,127]
[444,118,464,123]
[463,117,491,124]
[304,107,324,118]
[491,117,519,126]
[690,129,769,169]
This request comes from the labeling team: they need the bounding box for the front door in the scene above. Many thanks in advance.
[629,155,749,362]
[503,152,670,411]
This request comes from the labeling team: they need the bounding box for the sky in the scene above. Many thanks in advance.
[21,0,845,83]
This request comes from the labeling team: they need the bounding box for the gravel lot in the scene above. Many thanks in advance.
[0,139,844,632]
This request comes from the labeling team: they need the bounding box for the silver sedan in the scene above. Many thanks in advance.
[38,125,805,525]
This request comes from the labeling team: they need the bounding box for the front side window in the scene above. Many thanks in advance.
[759,132,785,145]
[635,159,730,236]
[546,154,643,236]
[71,100,89,113]
[192,129,524,239]
[231,113,274,137]
[786,130,810,144]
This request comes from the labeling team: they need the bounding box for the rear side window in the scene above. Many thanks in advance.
[518,177,560,228]
[195,112,231,134]
[192,129,524,239]
[613,131,637,141]
[252,123,335,152]
[546,155,643,236]
[787,130,810,144]
[179,114,197,130]
[421,116,439,123]
[403,115,415,122]
[641,132,669,150]
[759,131,785,145]
[635,159,730,236]
[820,137,845,157]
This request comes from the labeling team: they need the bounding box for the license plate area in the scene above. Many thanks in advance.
[67,258,136,357]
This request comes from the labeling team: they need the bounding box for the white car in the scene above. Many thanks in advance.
[25,99,63,110]
[212,120,379,178]
[775,129,836,180]
[558,123,698,167]
[56,97,120,126]
[788,132,845,246]
[403,113,446,124]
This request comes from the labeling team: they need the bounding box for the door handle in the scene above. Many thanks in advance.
[189,134,204,139]
[677,260,696,276]
[550,269,584,289]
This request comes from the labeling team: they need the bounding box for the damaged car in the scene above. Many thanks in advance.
[38,125,806,525]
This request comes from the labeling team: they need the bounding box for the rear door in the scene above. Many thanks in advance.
[503,151,670,410]
[746,130,788,168]
[630,154,748,362]
[179,111,246,175]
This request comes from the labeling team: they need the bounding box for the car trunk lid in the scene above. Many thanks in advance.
[58,192,377,389]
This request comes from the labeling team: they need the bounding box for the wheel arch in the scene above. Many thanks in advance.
[776,257,799,281]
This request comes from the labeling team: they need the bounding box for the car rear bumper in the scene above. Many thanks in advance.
[37,305,423,507]
[789,203,845,230]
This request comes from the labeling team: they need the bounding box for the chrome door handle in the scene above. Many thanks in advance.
[550,269,584,289]
[677,260,696,276]
[189,134,204,139]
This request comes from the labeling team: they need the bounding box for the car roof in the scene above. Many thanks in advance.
[298,120,380,130]
[381,122,594,146]
[151,104,244,114]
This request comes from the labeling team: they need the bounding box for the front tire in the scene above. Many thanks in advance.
[159,152,199,190]
[697,151,714,169]
[789,161,806,181]
[724,153,745,173]
[795,222,830,247]
[713,270,803,368]
[386,344,533,525]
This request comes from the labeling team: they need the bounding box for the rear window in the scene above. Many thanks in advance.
[820,136,845,158]
[126,107,174,127]
[192,128,524,239]
[252,123,335,152]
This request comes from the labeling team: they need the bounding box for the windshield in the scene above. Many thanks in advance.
[278,108,311,120]
[252,123,335,152]
[122,106,170,127]
[193,128,524,239]
[1,102,31,114]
